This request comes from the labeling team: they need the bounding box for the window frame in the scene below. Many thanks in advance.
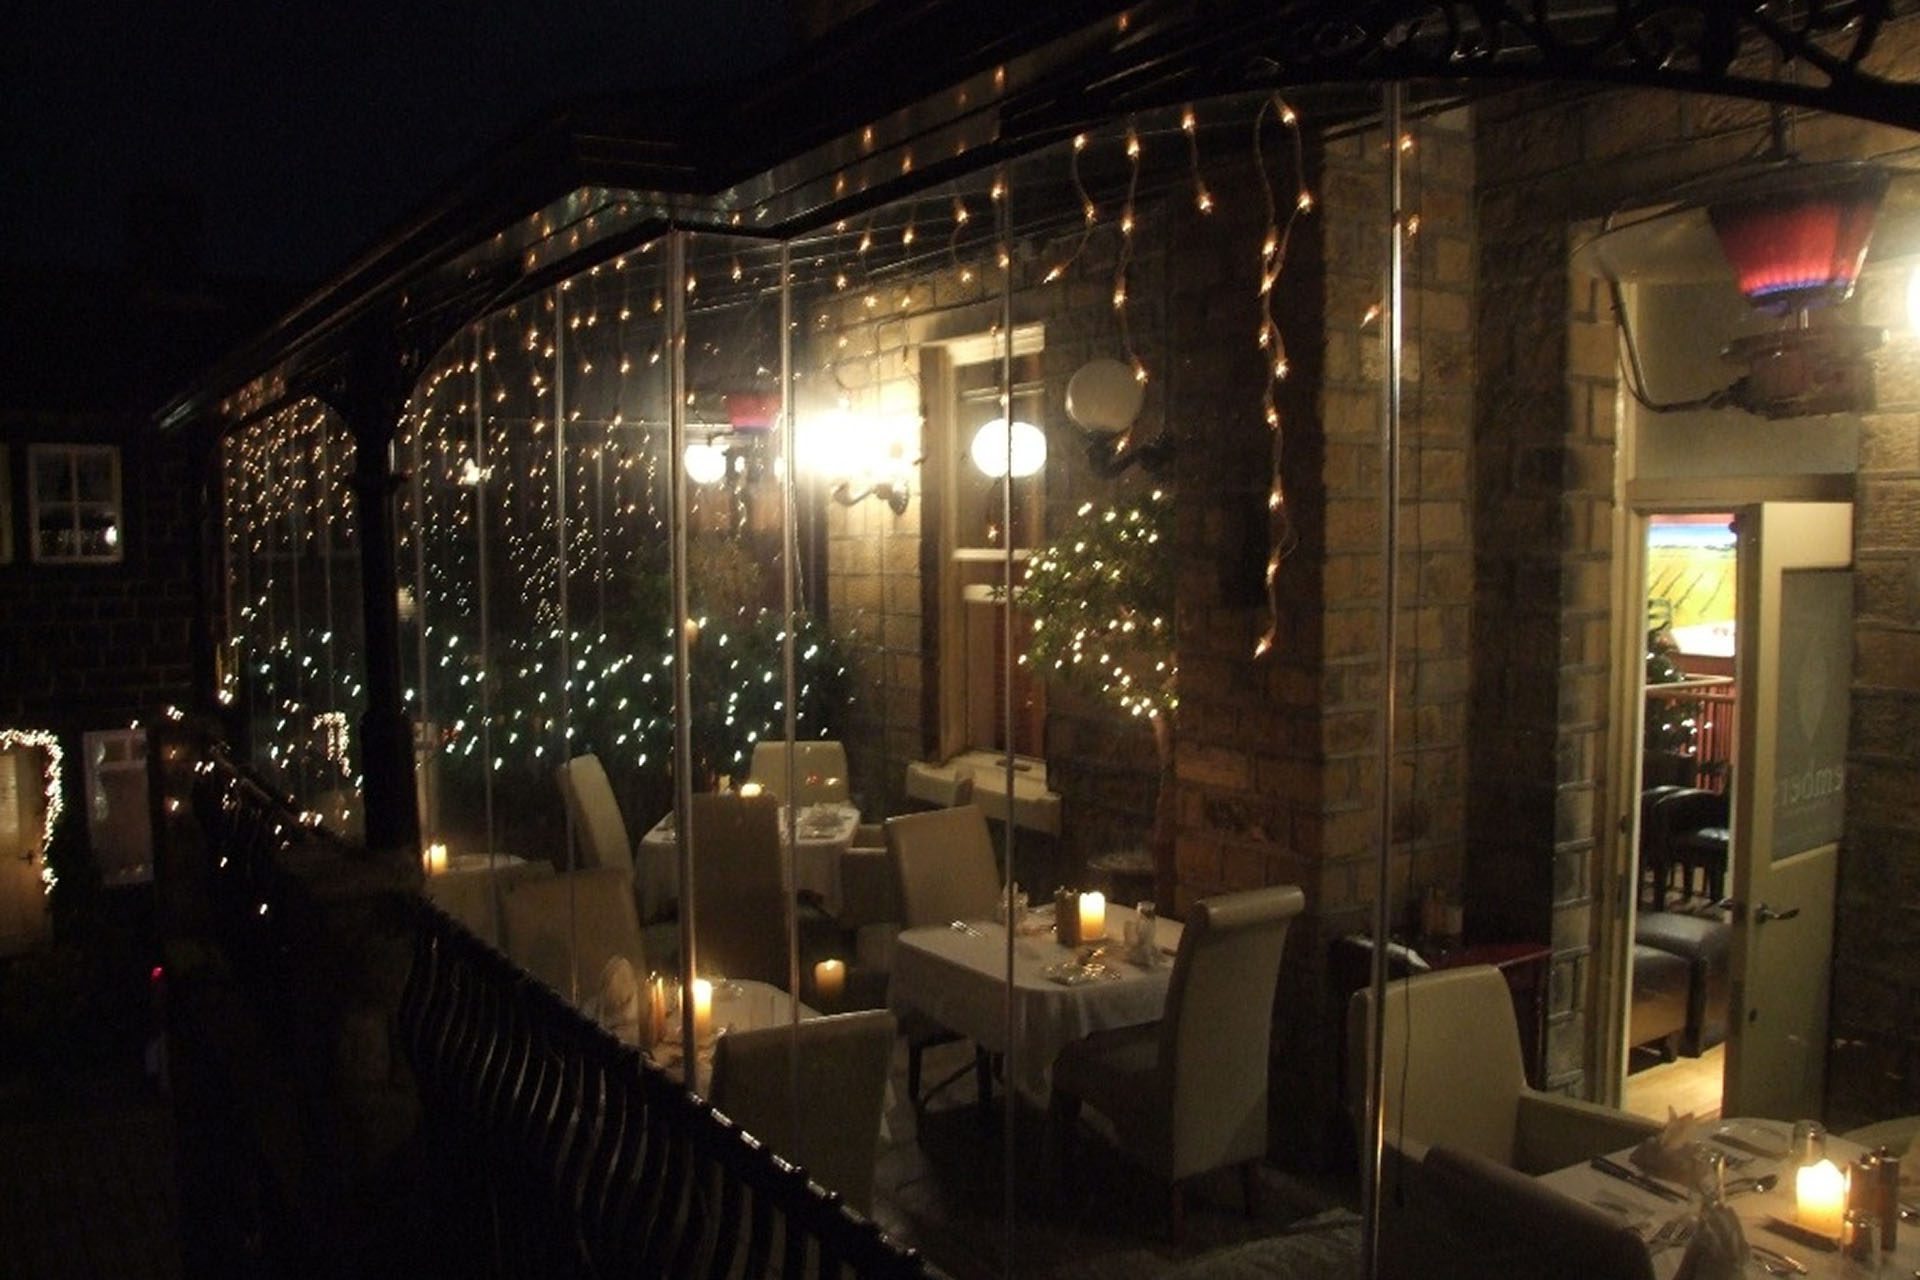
[27,443,123,566]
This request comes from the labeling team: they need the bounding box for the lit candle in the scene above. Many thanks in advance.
[1796,1158,1847,1237]
[1079,891,1106,942]
[813,959,846,1005]
[422,841,449,875]
[691,978,714,1041]
[737,781,764,798]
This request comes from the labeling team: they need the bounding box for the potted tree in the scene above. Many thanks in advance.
[1017,489,1177,904]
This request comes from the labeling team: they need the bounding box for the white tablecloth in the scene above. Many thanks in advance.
[1538,1116,1919,1278]
[886,904,1183,1103]
[636,803,862,918]
[423,853,548,945]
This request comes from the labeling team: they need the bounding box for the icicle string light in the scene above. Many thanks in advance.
[0,728,65,894]
[1041,133,1099,285]
[1182,106,1214,214]
[1115,127,1147,387]
[1252,94,1312,661]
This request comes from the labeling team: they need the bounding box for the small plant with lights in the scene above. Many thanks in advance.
[1018,489,1177,894]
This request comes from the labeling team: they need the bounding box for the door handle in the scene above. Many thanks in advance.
[1754,903,1800,924]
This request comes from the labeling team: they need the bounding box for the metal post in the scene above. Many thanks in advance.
[781,242,802,1026]
[667,231,701,1088]
[997,173,1020,1276]
[343,330,422,855]
[1361,81,1407,1280]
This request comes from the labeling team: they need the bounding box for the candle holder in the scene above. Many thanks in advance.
[1055,888,1081,947]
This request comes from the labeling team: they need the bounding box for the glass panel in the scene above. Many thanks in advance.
[216,402,361,826]
[73,452,114,503]
[1772,569,1850,861]
[31,451,69,502]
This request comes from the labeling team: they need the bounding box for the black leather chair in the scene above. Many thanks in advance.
[1637,785,1687,908]
[1643,786,1735,905]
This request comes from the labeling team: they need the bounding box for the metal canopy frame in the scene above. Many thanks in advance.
[160,0,1920,439]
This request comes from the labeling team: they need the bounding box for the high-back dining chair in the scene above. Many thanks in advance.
[1348,966,1657,1175]
[1386,1145,1655,1280]
[555,753,634,874]
[707,1010,897,1213]
[746,740,851,807]
[883,803,1001,927]
[687,792,788,989]
[1050,884,1306,1238]
[884,803,1002,1109]
[500,866,647,1001]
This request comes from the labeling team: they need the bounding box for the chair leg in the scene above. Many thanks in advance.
[907,1042,924,1109]
[1240,1160,1260,1219]
[974,1047,993,1116]
[1168,1181,1186,1244]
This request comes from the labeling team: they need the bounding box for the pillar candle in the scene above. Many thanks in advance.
[1078,891,1106,942]
[813,959,846,1004]
[422,841,450,875]
[691,978,714,1041]
[1796,1158,1847,1237]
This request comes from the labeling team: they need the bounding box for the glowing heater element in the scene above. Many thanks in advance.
[1708,168,1887,315]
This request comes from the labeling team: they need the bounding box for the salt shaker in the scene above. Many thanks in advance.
[1840,1208,1876,1265]
[1875,1145,1899,1251]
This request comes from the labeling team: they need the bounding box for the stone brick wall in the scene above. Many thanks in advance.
[1473,23,1920,1111]
[0,413,200,737]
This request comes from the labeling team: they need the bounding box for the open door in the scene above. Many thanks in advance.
[1722,502,1852,1120]
[0,745,53,957]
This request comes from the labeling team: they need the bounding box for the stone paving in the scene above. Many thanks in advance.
[0,1084,181,1280]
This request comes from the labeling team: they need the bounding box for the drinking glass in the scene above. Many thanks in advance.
[1135,901,1158,965]
[1791,1120,1827,1166]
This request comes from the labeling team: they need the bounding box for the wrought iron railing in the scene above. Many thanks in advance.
[183,744,933,1279]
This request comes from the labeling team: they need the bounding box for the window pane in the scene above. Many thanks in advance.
[32,451,71,502]
[74,453,115,503]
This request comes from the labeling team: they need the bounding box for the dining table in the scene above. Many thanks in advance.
[886,902,1183,1103]
[1537,1115,1919,1277]
[635,802,864,918]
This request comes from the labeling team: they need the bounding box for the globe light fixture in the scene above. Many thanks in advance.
[968,418,1047,479]
[683,441,728,486]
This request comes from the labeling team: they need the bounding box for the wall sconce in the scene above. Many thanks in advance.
[683,440,728,486]
[798,406,921,516]
[968,418,1047,478]
[1066,357,1173,476]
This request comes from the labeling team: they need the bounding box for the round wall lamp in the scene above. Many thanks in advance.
[969,418,1047,479]
[683,441,728,486]
[1066,357,1172,475]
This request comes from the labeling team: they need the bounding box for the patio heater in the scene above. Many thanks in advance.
[1584,156,1897,419]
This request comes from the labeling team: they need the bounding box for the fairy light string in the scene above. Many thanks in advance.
[1252,94,1312,660]
[0,728,65,894]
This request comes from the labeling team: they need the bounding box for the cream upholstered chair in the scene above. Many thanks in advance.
[884,804,1001,927]
[1348,965,1658,1176]
[708,1010,897,1212]
[500,866,646,1000]
[1050,884,1305,1237]
[1379,1144,1655,1280]
[884,804,1002,1109]
[555,753,634,874]
[746,740,851,806]
[687,792,788,989]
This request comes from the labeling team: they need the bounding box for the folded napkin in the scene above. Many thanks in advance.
[1632,1108,1705,1186]
[591,955,643,1046]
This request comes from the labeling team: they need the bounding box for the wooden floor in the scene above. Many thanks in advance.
[1623,1042,1725,1122]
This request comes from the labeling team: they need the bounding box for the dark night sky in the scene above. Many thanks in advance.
[3,2,799,285]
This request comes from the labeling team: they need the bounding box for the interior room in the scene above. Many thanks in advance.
[85,7,1920,1278]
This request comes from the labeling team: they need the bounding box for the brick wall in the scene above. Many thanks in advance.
[806,112,1478,1162]
[0,413,200,737]
[1474,24,1920,1110]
